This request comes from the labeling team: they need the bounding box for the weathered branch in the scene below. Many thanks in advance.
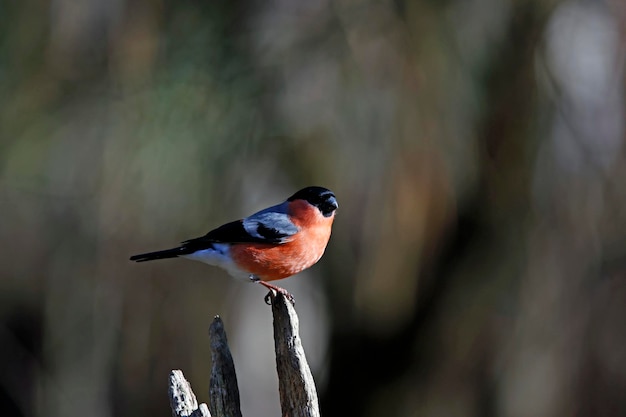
[169,300,319,417]
[168,370,211,417]
[271,293,321,417]
[209,316,243,417]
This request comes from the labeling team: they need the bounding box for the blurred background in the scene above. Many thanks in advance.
[1,0,626,416]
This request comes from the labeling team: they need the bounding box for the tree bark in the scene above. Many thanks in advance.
[168,370,211,417]
[169,302,320,417]
[270,293,321,417]
[209,316,243,417]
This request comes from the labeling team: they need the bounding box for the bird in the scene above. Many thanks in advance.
[130,186,338,304]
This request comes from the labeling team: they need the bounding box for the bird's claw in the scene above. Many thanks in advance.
[263,289,296,306]
[257,280,295,305]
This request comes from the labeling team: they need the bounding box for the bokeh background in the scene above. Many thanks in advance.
[2,0,626,416]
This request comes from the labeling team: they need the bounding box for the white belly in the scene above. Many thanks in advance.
[180,244,251,280]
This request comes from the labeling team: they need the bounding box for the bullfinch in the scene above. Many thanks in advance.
[130,186,338,303]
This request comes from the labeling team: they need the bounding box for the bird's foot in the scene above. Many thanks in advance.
[257,281,295,306]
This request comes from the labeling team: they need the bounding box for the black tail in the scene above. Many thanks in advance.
[129,247,185,262]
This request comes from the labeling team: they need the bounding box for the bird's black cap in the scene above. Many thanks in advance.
[288,186,338,217]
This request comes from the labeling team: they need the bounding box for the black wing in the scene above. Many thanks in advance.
[242,211,299,243]
[130,203,300,260]
[181,213,298,251]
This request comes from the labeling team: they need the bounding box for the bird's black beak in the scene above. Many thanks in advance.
[320,195,338,217]
[328,196,338,210]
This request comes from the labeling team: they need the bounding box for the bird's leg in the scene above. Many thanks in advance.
[259,281,296,306]
[249,275,295,305]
